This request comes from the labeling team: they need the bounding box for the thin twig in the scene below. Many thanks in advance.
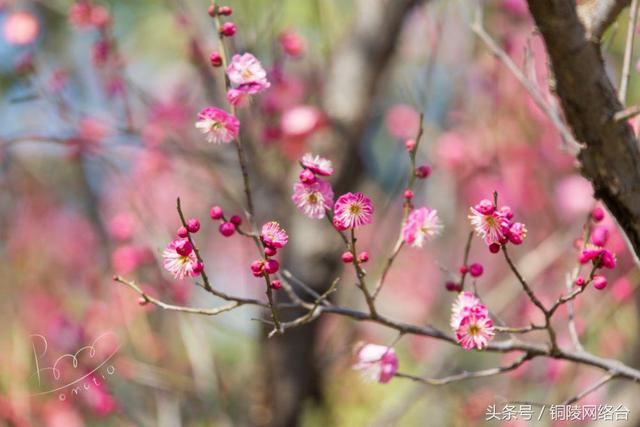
[349,228,377,316]
[459,231,474,291]
[395,353,532,386]
[562,374,616,405]
[470,13,580,152]
[114,276,242,315]
[619,0,639,104]
[373,114,425,299]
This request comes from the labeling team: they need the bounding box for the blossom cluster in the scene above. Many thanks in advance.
[292,153,335,219]
[468,198,527,253]
[250,221,289,289]
[197,36,270,140]
[450,292,495,350]
[575,207,616,290]
[162,217,204,280]
[352,343,399,384]
[226,53,271,106]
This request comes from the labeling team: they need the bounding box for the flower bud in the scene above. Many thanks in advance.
[358,251,369,263]
[405,139,416,152]
[445,281,461,292]
[210,206,223,220]
[218,6,232,15]
[469,263,483,277]
[177,226,188,238]
[176,240,193,256]
[341,251,353,263]
[265,259,280,274]
[230,215,242,226]
[592,207,605,222]
[193,261,205,274]
[590,226,609,247]
[220,22,236,37]
[250,260,264,274]
[299,168,316,184]
[264,246,277,257]
[415,165,431,179]
[187,218,200,233]
[209,51,222,67]
[592,275,608,290]
[271,279,282,290]
[219,222,236,237]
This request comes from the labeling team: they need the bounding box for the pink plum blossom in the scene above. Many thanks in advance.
[4,11,39,45]
[280,105,324,139]
[162,238,200,279]
[279,30,305,57]
[455,313,495,350]
[402,207,443,248]
[300,153,333,176]
[450,291,487,329]
[195,107,240,144]
[353,344,399,384]
[468,200,509,245]
[333,192,374,229]
[292,181,334,219]
[226,53,270,94]
[261,221,288,248]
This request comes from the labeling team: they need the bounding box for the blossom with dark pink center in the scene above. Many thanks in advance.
[468,200,509,246]
[261,221,288,248]
[450,291,488,329]
[226,53,270,94]
[402,207,443,248]
[333,192,374,229]
[292,181,334,219]
[162,238,199,279]
[455,313,495,350]
[195,107,240,144]
[353,344,399,384]
[300,153,333,176]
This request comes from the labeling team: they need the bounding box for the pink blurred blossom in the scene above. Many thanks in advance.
[280,105,324,139]
[384,104,420,139]
[279,30,305,57]
[554,175,594,221]
[3,11,39,45]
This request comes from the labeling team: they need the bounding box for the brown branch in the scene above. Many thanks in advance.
[525,0,640,260]
[562,373,616,405]
[114,276,242,315]
[395,353,532,386]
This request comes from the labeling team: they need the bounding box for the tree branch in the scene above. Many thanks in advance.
[526,0,640,261]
